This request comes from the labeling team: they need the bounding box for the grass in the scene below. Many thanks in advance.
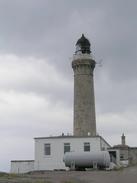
[33,181,51,183]
[62,181,84,183]
[0,173,80,183]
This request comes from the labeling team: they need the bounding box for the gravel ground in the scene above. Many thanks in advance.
[0,166,137,183]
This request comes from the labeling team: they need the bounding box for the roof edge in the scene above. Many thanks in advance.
[34,135,101,140]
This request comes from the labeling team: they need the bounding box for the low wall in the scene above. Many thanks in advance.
[11,160,34,173]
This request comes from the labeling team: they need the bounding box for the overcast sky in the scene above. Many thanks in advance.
[0,0,137,172]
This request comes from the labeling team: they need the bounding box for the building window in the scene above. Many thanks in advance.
[84,142,90,152]
[64,143,70,154]
[120,154,124,160]
[44,143,51,155]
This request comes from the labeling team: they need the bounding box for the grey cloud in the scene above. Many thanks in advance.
[95,70,137,114]
[0,55,73,107]
[0,0,136,81]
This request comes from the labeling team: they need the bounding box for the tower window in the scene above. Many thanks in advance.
[44,143,51,155]
[84,142,90,152]
[64,143,70,154]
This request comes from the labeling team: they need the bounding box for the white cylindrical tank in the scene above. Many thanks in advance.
[63,151,110,169]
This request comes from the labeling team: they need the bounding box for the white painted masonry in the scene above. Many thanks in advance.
[11,160,34,173]
[34,136,110,170]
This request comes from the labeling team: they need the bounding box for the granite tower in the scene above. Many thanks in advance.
[72,34,96,136]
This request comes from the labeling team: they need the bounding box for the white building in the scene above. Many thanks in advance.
[11,135,111,173]
[34,135,110,171]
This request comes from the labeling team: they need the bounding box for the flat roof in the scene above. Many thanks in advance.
[130,147,137,149]
[11,160,34,162]
[34,135,100,139]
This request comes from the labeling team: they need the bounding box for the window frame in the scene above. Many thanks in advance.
[84,142,90,152]
[44,143,51,156]
[64,143,71,154]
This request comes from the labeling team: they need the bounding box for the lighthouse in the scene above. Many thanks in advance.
[11,35,114,173]
[72,34,96,136]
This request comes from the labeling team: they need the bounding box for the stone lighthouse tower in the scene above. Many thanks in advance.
[72,34,96,136]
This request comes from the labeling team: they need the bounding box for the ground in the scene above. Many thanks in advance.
[0,166,137,183]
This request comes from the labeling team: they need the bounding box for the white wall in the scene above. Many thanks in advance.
[100,138,111,150]
[34,136,106,170]
[11,160,34,173]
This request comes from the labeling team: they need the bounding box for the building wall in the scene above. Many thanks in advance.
[129,148,137,165]
[34,136,109,171]
[100,138,110,151]
[11,160,34,173]
[120,149,129,160]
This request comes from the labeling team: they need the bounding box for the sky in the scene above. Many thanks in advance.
[0,0,137,172]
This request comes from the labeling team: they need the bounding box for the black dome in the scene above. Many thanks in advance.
[76,34,91,54]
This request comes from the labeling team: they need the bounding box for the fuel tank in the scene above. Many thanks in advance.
[63,151,110,169]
